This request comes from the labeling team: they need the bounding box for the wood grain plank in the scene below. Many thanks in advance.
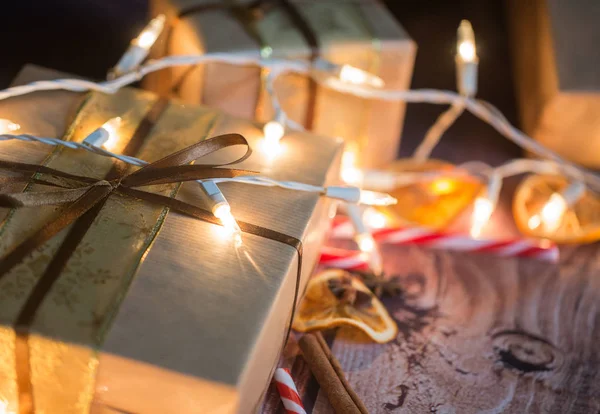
[265,243,600,413]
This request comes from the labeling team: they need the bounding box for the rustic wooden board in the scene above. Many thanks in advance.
[263,242,600,413]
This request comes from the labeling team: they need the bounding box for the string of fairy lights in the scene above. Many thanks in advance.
[0,15,598,274]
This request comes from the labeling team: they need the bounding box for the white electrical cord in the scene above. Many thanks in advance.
[413,101,466,162]
[0,132,394,207]
[2,51,598,191]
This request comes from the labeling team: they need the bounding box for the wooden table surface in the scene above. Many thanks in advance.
[262,234,600,413]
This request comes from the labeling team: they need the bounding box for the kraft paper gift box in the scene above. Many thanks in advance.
[0,65,342,414]
[507,0,600,168]
[145,0,416,169]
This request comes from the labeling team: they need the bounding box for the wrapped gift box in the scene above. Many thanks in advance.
[0,65,342,414]
[507,0,600,168]
[146,0,416,169]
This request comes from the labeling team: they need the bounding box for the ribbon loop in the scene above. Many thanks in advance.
[131,133,251,170]
[121,165,256,188]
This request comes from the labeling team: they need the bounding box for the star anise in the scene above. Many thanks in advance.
[327,275,372,308]
[351,270,404,298]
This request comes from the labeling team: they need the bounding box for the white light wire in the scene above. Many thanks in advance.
[413,101,466,162]
[0,133,377,205]
[1,53,598,206]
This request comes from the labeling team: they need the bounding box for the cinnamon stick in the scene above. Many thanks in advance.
[299,332,369,414]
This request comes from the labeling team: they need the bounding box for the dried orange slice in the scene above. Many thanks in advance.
[376,159,482,230]
[513,174,600,243]
[293,269,397,343]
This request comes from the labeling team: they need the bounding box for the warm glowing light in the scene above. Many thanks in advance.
[110,15,166,78]
[341,167,363,185]
[528,214,541,230]
[540,193,567,232]
[263,120,285,144]
[259,139,282,159]
[0,399,14,414]
[133,14,166,50]
[364,208,387,229]
[101,117,122,150]
[356,233,376,253]
[359,190,397,206]
[0,119,20,134]
[340,149,363,185]
[457,20,477,63]
[470,197,494,238]
[429,178,456,195]
[339,65,384,88]
[214,204,243,247]
[261,120,285,158]
[458,42,476,62]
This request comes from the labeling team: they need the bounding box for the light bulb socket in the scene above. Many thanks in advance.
[456,59,478,98]
[325,186,362,204]
[311,58,339,73]
[109,45,148,80]
[83,127,110,147]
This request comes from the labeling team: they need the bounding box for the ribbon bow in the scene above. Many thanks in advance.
[0,132,303,327]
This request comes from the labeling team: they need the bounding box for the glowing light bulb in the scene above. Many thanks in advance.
[263,120,285,144]
[364,208,387,229]
[470,197,494,238]
[540,193,567,232]
[429,177,456,195]
[341,167,363,186]
[101,117,122,150]
[356,233,376,253]
[456,19,478,97]
[359,190,397,206]
[340,149,363,185]
[261,119,285,159]
[0,119,20,134]
[339,65,385,88]
[133,15,166,49]
[84,117,122,150]
[457,20,477,63]
[356,232,383,274]
[0,399,14,414]
[109,15,165,78]
[528,214,541,230]
[214,204,243,247]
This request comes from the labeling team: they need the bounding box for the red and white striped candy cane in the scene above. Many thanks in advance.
[328,217,558,263]
[273,368,306,414]
[319,246,369,269]
[319,247,370,271]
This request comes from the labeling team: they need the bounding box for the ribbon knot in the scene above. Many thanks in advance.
[0,133,274,276]
[97,179,115,189]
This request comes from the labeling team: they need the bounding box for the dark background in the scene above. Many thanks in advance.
[0,0,522,164]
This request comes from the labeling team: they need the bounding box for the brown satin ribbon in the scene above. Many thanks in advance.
[172,0,320,128]
[0,133,303,413]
